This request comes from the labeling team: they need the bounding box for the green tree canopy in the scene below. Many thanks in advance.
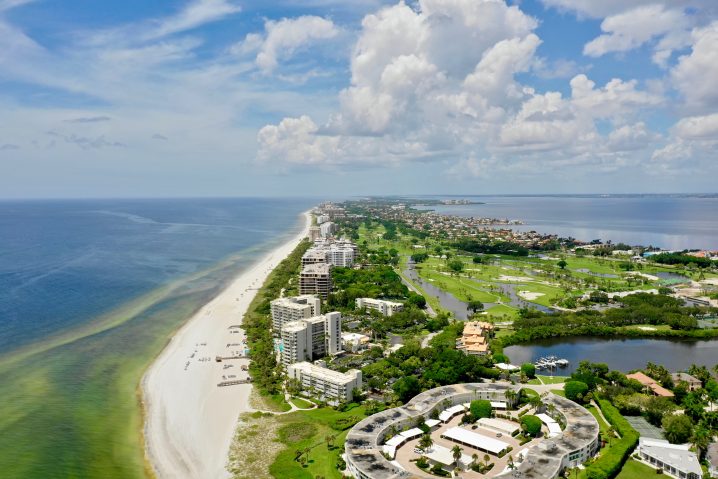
[564,381,589,403]
[662,414,694,444]
[470,400,492,421]
[520,415,542,437]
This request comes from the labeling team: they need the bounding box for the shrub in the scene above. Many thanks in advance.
[565,380,589,403]
[521,363,536,378]
[582,399,639,479]
[470,400,493,420]
[520,415,542,437]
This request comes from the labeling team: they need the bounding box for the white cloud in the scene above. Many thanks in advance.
[540,0,718,20]
[256,0,666,175]
[147,0,241,40]
[674,113,718,140]
[583,4,691,66]
[570,74,662,119]
[671,21,718,112]
[234,16,338,74]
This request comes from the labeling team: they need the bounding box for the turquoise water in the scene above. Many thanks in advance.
[0,198,313,478]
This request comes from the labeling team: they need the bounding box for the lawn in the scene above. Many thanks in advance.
[485,304,519,320]
[615,459,658,479]
[290,397,314,409]
[551,389,566,397]
[537,375,569,384]
[585,404,610,437]
[269,404,367,479]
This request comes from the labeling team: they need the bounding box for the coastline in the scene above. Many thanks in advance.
[142,210,311,479]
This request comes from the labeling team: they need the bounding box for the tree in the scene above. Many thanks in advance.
[470,399,493,420]
[467,300,484,313]
[392,375,421,403]
[419,433,433,452]
[564,381,589,403]
[557,259,568,270]
[473,256,484,264]
[520,415,542,437]
[663,414,694,444]
[692,424,711,458]
[452,445,463,467]
[521,363,536,379]
[448,259,464,275]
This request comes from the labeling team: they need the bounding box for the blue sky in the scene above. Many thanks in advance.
[1,0,716,198]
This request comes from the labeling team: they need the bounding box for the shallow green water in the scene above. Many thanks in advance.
[0,257,246,479]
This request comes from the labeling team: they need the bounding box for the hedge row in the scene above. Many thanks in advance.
[583,399,639,479]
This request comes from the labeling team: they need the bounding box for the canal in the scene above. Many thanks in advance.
[505,337,718,374]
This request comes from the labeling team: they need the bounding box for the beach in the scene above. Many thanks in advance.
[142,211,311,479]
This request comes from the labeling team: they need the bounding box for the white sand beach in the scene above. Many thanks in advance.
[142,212,311,479]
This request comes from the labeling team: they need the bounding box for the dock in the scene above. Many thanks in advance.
[215,354,248,362]
[217,379,252,387]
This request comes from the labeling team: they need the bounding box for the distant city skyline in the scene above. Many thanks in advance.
[1,0,717,198]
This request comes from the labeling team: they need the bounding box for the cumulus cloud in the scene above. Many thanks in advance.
[256,0,664,175]
[583,4,691,66]
[234,15,338,74]
[671,22,718,112]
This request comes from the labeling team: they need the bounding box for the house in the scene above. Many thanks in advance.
[671,373,702,391]
[636,438,702,479]
[456,321,494,356]
[626,372,674,397]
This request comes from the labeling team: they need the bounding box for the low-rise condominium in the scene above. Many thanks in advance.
[355,297,404,317]
[287,361,362,404]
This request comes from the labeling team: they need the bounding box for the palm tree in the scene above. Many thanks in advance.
[471,453,479,468]
[507,454,515,470]
[692,425,711,459]
[483,453,490,469]
[419,433,433,452]
[452,444,463,468]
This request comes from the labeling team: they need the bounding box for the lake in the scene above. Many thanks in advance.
[504,337,718,374]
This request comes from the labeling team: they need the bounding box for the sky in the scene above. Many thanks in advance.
[0,0,717,198]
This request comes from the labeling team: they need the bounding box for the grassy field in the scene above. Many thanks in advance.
[290,397,314,409]
[551,389,566,397]
[586,404,611,438]
[269,405,366,479]
[538,375,569,384]
[615,459,658,478]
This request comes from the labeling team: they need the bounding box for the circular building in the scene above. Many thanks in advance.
[344,382,599,479]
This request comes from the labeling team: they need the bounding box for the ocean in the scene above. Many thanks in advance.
[0,198,313,479]
[417,195,718,250]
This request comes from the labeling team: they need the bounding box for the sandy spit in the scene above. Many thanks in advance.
[142,212,311,479]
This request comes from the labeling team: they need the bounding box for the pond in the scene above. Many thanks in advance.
[403,261,554,319]
[654,271,690,284]
[504,337,718,374]
[575,268,619,278]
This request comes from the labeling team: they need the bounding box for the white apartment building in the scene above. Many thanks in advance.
[287,361,362,404]
[320,221,338,238]
[355,298,404,317]
[270,295,321,333]
[281,312,342,366]
[326,244,355,267]
[299,263,332,298]
[302,239,356,268]
[316,214,330,225]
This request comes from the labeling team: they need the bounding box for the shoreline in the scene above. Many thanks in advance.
[141,211,311,479]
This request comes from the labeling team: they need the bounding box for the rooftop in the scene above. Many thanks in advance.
[639,438,702,476]
[288,362,359,384]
